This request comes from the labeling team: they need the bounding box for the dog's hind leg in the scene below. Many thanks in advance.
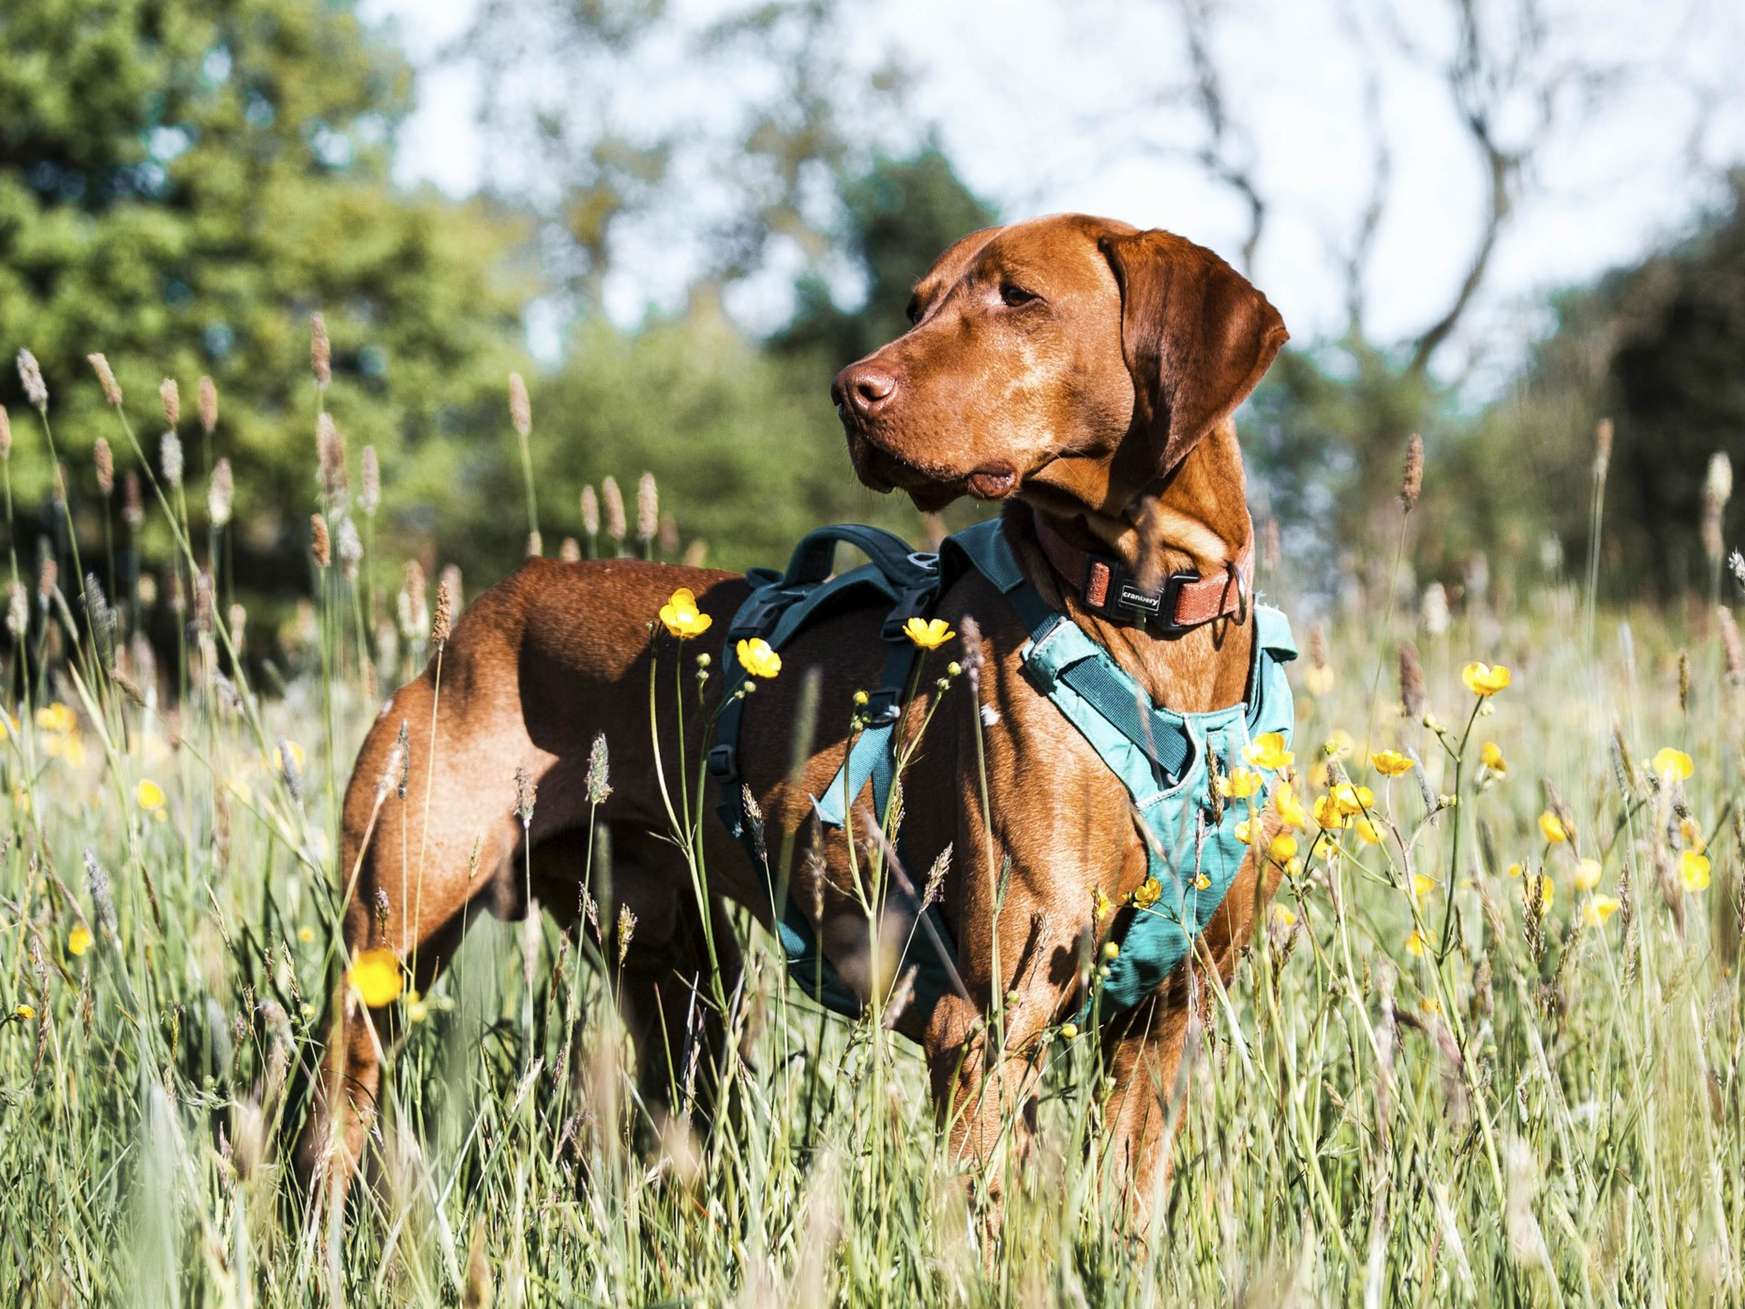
[294,652,532,1212]
[605,829,745,1138]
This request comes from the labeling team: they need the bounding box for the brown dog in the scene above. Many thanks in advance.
[297,213,1289,1222]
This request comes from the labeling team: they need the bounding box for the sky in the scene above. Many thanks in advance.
[360,0,1745,381]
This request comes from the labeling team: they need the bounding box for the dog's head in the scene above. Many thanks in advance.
[832,213,1287,516]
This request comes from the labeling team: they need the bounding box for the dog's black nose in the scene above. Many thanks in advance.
[831,362,898,418]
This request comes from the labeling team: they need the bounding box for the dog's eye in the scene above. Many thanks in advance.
[1000,284,1037,308]
[905,295,921,325]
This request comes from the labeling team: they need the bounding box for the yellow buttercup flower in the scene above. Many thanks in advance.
[1217,767,1264,800]
[1268,832,1298,863]
[658,587,714,639]
[1354,817,1383,846]
[1405,930,1426,957]
[1582,894,1621,926]
[68,925,93,957]
[1412,874,1437,901]
[298,925,316,944]
[14,1004,34,1021]
[1332,783,1374,816]
[1371,749,1414,777]
[1680,818,1705,853]
[1060,1022,1079,1041]
[1538,811,1568,844]
[406,990,430,1024]
[902,616,955,650]
[1420,997,1443,1016]
[1092,887,1113,921]
[1271,905,1298,929]
[35,702,76,734]
[1480,742,1507,775]
[1680,850,1711,892]
[1274,782,1308,829]
[1194,873,1211,890]
[1574,858,1602,892]
[347,948,405,1008]
[1652,747,1693,782]
[137,779,166,811]
[1313,793,1350,830]
[1243,732,1294,770]
[1233,819,1254,845]
[1461,662,1512,697]
[1505,862,1525,878]
[1132,877,1162,909]
[736,638,782,679]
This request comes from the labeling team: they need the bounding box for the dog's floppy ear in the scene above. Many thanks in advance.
[1097,228,1288,480]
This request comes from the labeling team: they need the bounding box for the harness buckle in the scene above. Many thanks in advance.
[863,686,902,726]
[880,578,943,641]
[706,743,738,782]
[1152,571,1204,635]
[729,587,805,639]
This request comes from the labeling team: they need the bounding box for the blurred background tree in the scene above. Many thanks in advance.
[0,0,530,639]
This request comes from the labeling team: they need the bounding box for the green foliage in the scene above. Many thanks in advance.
[526,303,954,573]
[1469,173,1745,596]
[0,0,531,626]
[778,146,999,365]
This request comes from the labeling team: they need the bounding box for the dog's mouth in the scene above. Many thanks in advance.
[846,428,1021,512]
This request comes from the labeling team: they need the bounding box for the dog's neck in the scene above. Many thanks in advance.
[1018,420,1256,712]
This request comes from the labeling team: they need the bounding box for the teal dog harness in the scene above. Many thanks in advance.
[708,517,1295,1027]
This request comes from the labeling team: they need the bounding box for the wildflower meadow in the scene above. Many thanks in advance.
[1,338,1741,1308]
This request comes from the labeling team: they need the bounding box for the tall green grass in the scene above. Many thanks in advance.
[0,342,1740,1307]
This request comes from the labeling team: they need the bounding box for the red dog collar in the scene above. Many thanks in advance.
[1032,512,1251,633]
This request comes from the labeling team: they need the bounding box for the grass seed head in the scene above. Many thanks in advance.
[83,850,117,936]
[508,372,531,437]
[123,471,143,527]
[586,731,611,805]
[514,765,536,827]
[558,536,581,561]
[1594,416,1613,480]
[1720,607,1745,682]
[5,583,25,637]
[360,445,380,515]
[440,564,463,617]
[208,458,233,526]
[16,349,47,410]
[336,518,362,578]
[160,377,179,428]
[1398,640,1426,719]
[581,485,599,538]
[311,513,330,568]
[0,407,9,460]
[637,472,658,542]
[432,580,452,645]
[160,431,183,489]
[1399,433,1423,512]
[311,313,331,386]
[602,476,626,543]
[316,413,346,499]
[87,353,121,406]
[93,437,113,495]
[37,554,56,606]
[197,375,217,433]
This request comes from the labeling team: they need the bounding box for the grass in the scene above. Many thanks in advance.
[0,347,1741,1307]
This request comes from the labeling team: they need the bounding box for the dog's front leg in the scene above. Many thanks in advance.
[1095,811,1288,1230]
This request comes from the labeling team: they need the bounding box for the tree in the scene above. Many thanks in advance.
[1472,172,1745,596]
[775,147,998,366]
[0,0,531,637]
